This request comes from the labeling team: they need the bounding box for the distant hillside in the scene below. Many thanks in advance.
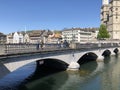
[53,30,62,34]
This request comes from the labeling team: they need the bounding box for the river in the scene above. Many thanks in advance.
[0,54,120,90]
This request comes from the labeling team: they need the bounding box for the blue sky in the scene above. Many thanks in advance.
[0,0,102,34]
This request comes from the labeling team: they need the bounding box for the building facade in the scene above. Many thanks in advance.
[101,0,120,39]
[0,32,6,44]
[7,32,26,44]
[6,30,54,44]
[62,28,98,43]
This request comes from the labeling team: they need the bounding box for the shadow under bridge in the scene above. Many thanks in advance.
[35,58,69,75]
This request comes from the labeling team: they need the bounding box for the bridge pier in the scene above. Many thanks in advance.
[67,62,80,70]
[96,56,104,62]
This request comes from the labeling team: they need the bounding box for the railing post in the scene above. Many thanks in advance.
[98,42,101,52]
[3,44,7,54]
[0,44,6,55]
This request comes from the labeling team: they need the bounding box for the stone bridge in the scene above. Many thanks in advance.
[0,47,119,76]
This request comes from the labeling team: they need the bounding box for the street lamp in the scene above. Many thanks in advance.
[87,29,91,43]
[72,35,75,43]
[71,28,75,43]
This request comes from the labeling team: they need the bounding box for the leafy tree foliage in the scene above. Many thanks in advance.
[97,24,110,39]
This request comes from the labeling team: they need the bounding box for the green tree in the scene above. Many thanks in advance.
[97,24,110,39]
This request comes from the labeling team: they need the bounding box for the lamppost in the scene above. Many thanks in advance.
[98,39,101,51]
[71,28,76,49]
[87,29,90,43]
[71,28,75,43]
[72,35,75,43]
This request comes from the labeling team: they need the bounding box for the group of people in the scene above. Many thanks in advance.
[36,40,69,50]
[36,40,44,50]
[58,40,69,48]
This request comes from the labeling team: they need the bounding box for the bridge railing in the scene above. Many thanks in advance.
[0,43,70,55]
[73,42,120,50]
[0,42,120,55]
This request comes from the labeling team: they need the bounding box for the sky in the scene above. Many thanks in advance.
[0,0,102,34]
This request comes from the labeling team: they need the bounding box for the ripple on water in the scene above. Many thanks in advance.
[0,62,36,90]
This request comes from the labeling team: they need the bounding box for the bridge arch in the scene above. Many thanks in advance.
[36,58,69,73]
[102,49,111,57]
[114,48,119,54]
[77,52,98,65]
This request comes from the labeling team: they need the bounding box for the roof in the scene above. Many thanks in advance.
[0,32,6,37]
[62,27,99,32]
[50,33,62,39]
[63,28,82,31]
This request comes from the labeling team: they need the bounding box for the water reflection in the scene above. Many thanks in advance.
[26,56,120,90]
[101,55,120,90]
[0,55,120,90]
[22,71,68,90]
[0,62,36,90]
[23,55,120,90]
[0,62,10,79]
[22,61,106,90]
[79,61,98,76]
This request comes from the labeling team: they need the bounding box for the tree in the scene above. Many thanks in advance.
[97,24,110,39]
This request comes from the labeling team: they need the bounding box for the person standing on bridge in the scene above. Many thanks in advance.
[41,40,44,50]
[36,43,40,50]
[63,40,69,48]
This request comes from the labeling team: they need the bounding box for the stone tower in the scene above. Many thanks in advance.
[108,0,120,39]
[101,0,120,40]
[101,0,109,25]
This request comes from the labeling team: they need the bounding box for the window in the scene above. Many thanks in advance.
[116,13,118,19]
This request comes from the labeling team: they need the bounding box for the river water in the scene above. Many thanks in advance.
[0,54,120,90]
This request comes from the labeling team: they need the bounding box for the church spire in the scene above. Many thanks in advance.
[102,0,109,5]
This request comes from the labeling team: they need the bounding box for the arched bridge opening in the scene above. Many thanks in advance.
[114,48,119,55]
[34,58,69,78]
[102,50,111,57]
[77,52,98,65]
